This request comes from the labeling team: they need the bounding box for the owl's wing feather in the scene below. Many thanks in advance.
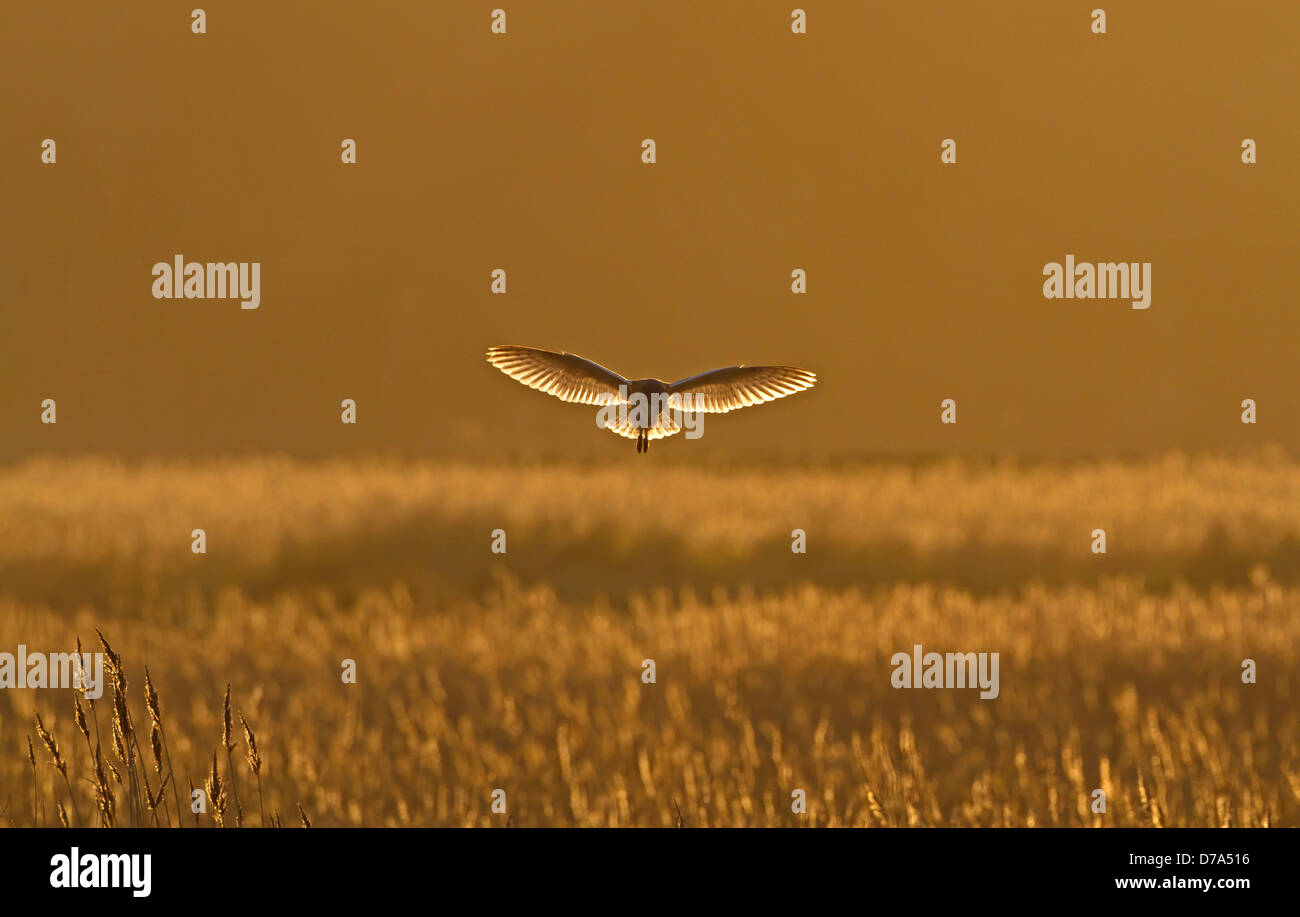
[486,345,629,405]
[668,365,817,414]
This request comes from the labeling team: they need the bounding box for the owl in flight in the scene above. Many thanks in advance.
[486,345,817,453]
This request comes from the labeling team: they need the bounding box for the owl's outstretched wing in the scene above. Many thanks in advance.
[486,345,629,406]
[668,365,817,413]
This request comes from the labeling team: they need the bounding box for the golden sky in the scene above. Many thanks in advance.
[3,1,1296,462]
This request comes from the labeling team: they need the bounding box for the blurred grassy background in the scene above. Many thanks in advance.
[2,454,1296,826]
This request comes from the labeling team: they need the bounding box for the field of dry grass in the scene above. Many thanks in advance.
[2,453,1297,826]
